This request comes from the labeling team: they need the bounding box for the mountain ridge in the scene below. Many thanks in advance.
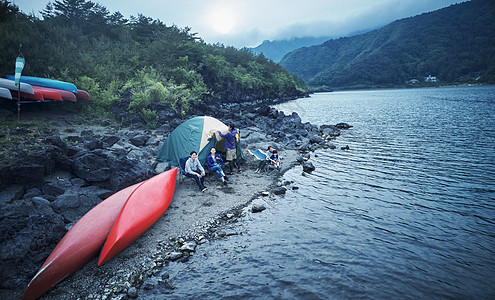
[249,28,377,63]
[249,36,332,63]
[280,0,495,90]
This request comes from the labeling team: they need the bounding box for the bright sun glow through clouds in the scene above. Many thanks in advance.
[207,4,237,35]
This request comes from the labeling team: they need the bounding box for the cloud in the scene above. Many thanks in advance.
[260,0,466,43]
[205,28,264,48]
[14,0,467,48]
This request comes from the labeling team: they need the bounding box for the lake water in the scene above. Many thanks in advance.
[142,86,495,299]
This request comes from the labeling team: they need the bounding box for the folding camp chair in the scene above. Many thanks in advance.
[178,156,189,184]
[249,149,267,172]
[248,149,268,161]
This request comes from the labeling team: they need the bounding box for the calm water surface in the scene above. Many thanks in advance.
[143,86,495,299]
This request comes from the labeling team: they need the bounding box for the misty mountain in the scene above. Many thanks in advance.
[249,36,332,63]
[249,28,376,63]
[280,0,495,90]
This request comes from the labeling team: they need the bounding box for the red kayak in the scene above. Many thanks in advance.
[22,183,140,300]
[98,168,177,265]
[32,87,63,101]
[33,85,77,102]
[11,90,44,102]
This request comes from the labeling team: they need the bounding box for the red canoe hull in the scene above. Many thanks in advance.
[11,90,44,102]
[76,89,90,100]
[32,87,63,101]
[98,168,177,265]
[22,184,140,300]
[33,86,77,102]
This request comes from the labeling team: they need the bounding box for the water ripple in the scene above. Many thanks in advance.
[142,87,495,300]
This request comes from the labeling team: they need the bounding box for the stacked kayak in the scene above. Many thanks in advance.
[13,90,45,102]
[22,168,177,300]
[6,75,78,93]
[32,87,63,101]
[0,78,34,95]
[0,87,13,100]
[1,76,90,102]
[76,89,90,101]
[33,86,75,102]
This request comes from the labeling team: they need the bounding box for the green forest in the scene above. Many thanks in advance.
[280,0,495,90]
[0,0,307,119]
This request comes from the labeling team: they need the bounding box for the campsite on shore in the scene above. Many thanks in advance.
[0,98,351,299]
[2,0,494,298]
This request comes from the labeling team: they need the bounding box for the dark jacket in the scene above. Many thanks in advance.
[218,128,237,150]
[207,153,224,170]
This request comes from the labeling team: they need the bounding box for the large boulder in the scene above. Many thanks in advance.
[0,185,24,206]
[72,153,111,182]
[255,105,271,116]
[290,112,302,124]
[102,135,120,147]
[273,187,287,195]
[129,135,149,147]
[0,199,65,290]
[303,161,316,173]
[83,138,104,151]
[309,135,324,144]
[5,164,46,187]
[320,125,341,137]
[243,112,257,120]
[51,186,108,223]
[104,157,152,191]
[335,123,353,129]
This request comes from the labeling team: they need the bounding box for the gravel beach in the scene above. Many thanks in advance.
[42,148,300,300]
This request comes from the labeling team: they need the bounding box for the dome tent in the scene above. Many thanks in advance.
[156,116,244,166]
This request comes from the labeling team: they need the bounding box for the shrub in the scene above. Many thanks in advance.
[141,108,158,128]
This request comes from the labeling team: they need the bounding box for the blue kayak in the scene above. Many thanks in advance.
[5,75,78,94]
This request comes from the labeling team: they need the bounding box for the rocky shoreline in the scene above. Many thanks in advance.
[0,98,351,299]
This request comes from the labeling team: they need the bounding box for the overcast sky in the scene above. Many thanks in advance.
[14,0,467,48]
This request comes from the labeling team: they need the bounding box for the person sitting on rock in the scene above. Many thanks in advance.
[185,151,207,192]
[269,149,281,169]
[207,147,228,186]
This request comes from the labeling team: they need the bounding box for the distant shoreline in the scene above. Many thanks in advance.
[309,82,489,93]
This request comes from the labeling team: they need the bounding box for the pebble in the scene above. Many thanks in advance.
[166,251,183,261]
[251,204,266,213]
[273,187,287,195]
[159,279,175,290]
[180,241,197,252]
